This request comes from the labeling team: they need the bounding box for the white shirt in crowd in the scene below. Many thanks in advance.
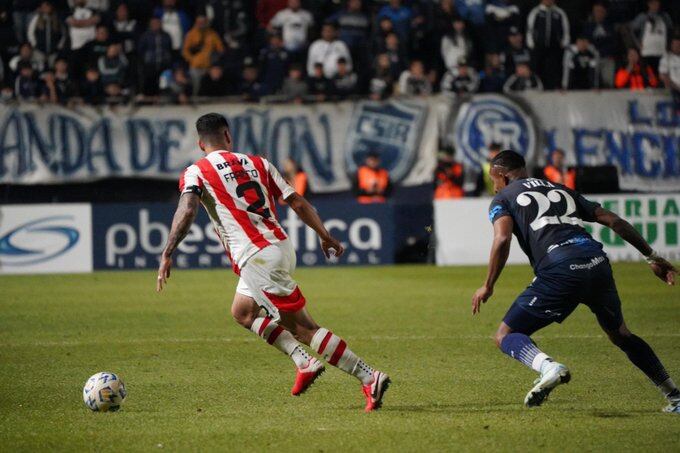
[632,12,672,58]
[659,52,680,87]
[306,39,352,78]
[68,6,96,50]
[161,11,184,50]
[270,8,314,52]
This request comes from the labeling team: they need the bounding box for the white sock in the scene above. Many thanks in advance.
[250,317,311,369]
[532,352,553,373]
[657,377,680,400]
[310,328,375,385]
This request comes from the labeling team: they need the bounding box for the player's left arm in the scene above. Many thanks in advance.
[156,193,201,292]
[593,207,677,285]
[472,215,514,315]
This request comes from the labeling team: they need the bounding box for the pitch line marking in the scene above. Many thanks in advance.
[2,333,680,347]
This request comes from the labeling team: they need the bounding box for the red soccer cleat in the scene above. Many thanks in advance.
[362,371,391,412]
[291,358,325,396]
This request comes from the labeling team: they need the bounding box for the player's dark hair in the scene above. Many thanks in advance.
[491,150,526,170]
[196,113,230,143]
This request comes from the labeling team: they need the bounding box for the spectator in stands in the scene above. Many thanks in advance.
[353,151,392,204]
[182,15,225,94]
[282,158,308,196]
[485,0,521,54]
[307,62,331,101]
[631,0,673,76]
[502,27,531,77]
[98,43,128,88]
[9,43,44,76]
[240,62,264,102]
[479,53,506,93]
[659,36,680,113]
[332,57,358,99]
[259,32,290,95]
[615,47,659,90]
[481,143,502,195]
[27,1,66,67]
[51,58,76,104]
[280,64,308,103]
[12,0,40,44]
[307,23,352,79]
[153,0,191,56]
[441,17,474,72]
[372,17,394,56]
[138,17,173,97]
[160,65,192,105]
[66,0,100,52]
[330,0,370,56]
[112,3,138,59]
[526,0,570,90]
[398,60,432,96]
[456,0,486,30]
[441,57,479,95]
[544,148,575,189]
[504,62,543,93]
[583,1,619,88]
[376,0,413,45]
[562,36,600,90]
[198,63,231,97]
[82,25,111,67]
[269,0,314,62]
[381,32,407,80]
[80,67,104,105]
[14,62,42,101]
[369,53,395,100]
[434,153,464,199]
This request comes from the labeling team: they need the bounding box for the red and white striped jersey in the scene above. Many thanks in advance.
[178,150,295,274]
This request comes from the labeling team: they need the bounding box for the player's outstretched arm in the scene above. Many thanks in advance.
[594,207,677,286]
[156,193,201,292]
[285,193,344,259]
[472,216,514,315]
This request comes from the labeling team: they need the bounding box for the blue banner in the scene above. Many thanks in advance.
[92,201,395,270]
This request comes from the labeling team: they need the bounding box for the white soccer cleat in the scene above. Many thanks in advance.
[662,399,680,414]
[524,362,571,408]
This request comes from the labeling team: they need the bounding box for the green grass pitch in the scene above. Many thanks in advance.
[1,263,679,452]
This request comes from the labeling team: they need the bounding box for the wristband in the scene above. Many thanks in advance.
[645,250,661,264]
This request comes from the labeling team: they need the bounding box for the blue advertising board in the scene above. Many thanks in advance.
[92,201,396,270]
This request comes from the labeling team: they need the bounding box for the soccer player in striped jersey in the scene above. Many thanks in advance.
[156,113,390,412]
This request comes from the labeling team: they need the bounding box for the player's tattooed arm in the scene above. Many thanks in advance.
[594,207,677,285]
[285,193,344,258]
[472,216,514,314]
[157,193,200,292]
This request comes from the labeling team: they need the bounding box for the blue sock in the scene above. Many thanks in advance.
[500,333,552,372]
[617,334,674,390]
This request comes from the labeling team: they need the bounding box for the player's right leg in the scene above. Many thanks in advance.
[230,287,321,393]
[278,307,391,412]
[496,304,571,408]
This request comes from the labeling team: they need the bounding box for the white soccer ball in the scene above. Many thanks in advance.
[82,372,127,412]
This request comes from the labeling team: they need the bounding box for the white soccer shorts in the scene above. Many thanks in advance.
[236,239,306,321]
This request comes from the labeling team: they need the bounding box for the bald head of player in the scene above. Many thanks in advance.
[196,113,232,153]
[489,150,528,194]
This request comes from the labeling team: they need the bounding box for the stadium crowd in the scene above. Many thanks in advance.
[0,0,678,105]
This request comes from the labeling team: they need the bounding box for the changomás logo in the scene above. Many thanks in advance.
[0,216,80,266]
[344,100,427,182]
[454,95,537,169]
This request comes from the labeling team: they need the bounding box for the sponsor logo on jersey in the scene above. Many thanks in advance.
[454,95,537,169]
[0,216,79,266]
[344,100,427,183]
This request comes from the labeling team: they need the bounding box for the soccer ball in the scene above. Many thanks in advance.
[82,372,127,412]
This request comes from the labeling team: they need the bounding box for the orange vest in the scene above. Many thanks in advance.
[293,171,308,196]
[434,163,464,199]
[544,165,576,190]
[357,166,390,204]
